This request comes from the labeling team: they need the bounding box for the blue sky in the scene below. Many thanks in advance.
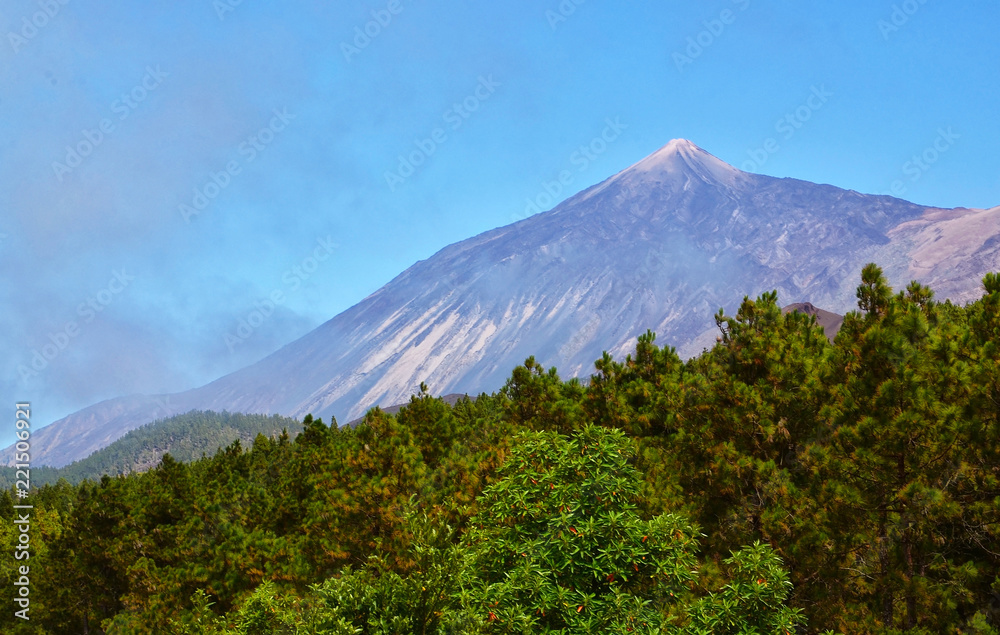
[1,0,998,443]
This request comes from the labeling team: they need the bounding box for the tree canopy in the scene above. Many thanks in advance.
[3,264,998,634]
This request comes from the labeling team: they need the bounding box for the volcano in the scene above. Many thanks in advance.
[8,140,999,467]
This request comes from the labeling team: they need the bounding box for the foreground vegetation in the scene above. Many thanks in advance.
[2,264,998,633]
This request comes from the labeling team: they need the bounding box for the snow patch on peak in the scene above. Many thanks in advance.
[659,138,700,154]
[628,139,743,187]
[575,139,746,204]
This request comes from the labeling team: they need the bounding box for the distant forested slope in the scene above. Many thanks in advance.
[0,410,300,488]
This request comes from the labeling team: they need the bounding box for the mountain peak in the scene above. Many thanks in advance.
[659,138,701,154]
[625,139,744,187]
[571,138,748,217]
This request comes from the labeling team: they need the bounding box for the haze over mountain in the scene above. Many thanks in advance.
[7,139,999,467]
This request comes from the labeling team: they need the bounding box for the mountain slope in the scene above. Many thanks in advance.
[782,303,844,341]
[7,140,998,467]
